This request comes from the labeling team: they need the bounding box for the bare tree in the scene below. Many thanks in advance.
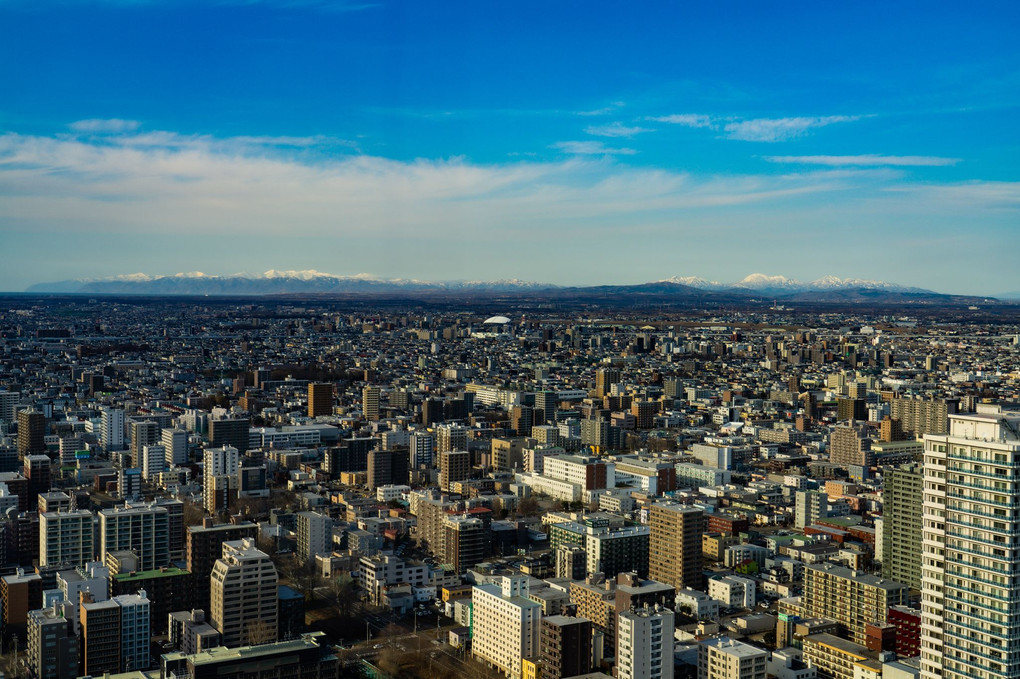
[244,618,277,646]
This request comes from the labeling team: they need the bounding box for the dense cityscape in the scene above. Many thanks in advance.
[0,292,1018,679]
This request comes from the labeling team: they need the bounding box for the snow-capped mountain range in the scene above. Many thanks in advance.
[660,273,931,294]
[21,269,959,300]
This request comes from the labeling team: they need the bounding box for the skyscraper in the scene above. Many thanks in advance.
[162,427,189,467]
[920,406,1020,679]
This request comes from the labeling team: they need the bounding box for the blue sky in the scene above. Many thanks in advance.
[1,1,1018,294]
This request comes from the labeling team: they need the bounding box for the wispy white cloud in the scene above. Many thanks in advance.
[576,101,626,116]
[584,122,653,138]
[883,181,1020,209]
[765,154,960,167]
[551,140,638,156]
[648,113,864,142]
[69,118,141,133]
[646,113,715,128]
[0,127,881,242]
[723,115,860,142]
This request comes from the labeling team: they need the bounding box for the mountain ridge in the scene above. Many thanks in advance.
[23,270,996,303]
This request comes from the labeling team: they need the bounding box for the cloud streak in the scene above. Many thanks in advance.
[551,141,638,156]
[765,154,960,167]
[69,118,141,133]
[723,115,861,142]
[650,113,864,141]
[584,122,652,138]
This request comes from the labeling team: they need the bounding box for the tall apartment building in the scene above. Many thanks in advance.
[187,520,259,613]
[649,503,705,590]
[40,509,94,567]
[99,504,170,572]
[920,407,1020,679]
[802,562,907,645]
[295,511,332,562]
[539,615,592,679]
[891,397,952,436]
[80,591,151,674]
[409,430,435,468]
[829,422,874,468]
[208,417,250,453]
[17,409,46,457]
[595,368,621,398]
[129,419,160,467]
[141,444,166,480]
[441,514,487,573]
[366,448,408,489]
[836,398,867,422]
[0,390,20,425]
[210,538,279,648]
[881,463,923,589]
[28,606,78,679]
[307,382,334,418]
[698,637,767,679]
[162,428,189,466]
[617,605,674,679]
[472,576,541,679]
[101,408,125,452]
[362,385,381,421]
[440,450,470,492]
[436,423,468,453]
[204,445,240,512]
[795,490,828,529]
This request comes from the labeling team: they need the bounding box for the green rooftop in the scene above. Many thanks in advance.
[114,567,191,582]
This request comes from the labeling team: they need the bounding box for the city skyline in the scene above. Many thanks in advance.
[1,2,1018,294]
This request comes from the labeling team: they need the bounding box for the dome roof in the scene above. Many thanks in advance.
[482,315,511,324]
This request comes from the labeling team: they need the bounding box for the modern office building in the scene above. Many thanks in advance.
[881,463,923,589]
[649,502,704,590]
[472,575,541,679]
[210,538,279,648]
[920,406,1020,679]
